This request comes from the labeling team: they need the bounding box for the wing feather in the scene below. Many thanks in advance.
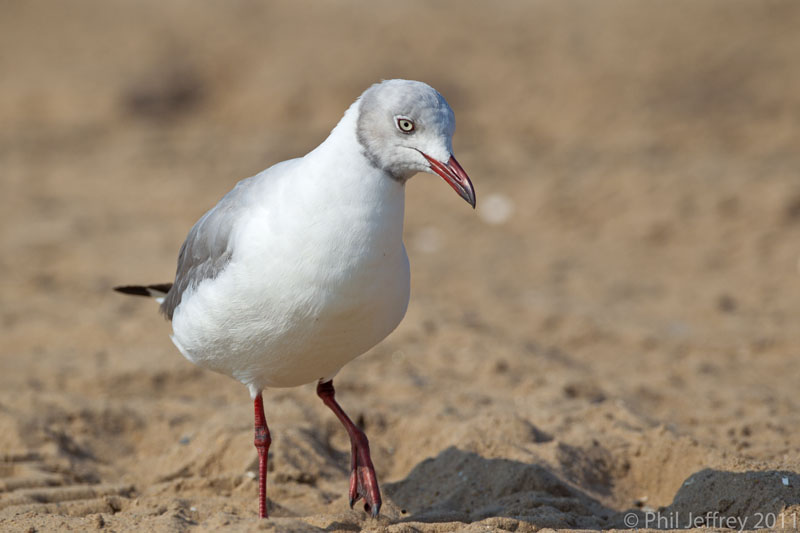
[160,177,256,319]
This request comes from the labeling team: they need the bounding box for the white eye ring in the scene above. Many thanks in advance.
[396,117,415,133]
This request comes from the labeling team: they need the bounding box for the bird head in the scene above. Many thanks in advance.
[356,79,476,208]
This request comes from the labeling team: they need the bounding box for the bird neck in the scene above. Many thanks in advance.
[310,99,365,161]
[301,101,406,223]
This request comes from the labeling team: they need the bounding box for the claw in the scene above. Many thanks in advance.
[351,450,381,516]
[349,460,360,507]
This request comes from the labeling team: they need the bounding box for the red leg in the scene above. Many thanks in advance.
[253,393,271,518]
[316,380,381,517]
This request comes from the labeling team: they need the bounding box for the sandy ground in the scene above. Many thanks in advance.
[2,1,800,531]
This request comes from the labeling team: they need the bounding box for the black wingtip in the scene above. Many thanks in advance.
[114,283,173,297]
[114,285,153,297]
[147,283,173,293]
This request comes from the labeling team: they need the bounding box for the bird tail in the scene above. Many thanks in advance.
[114,283,173,304]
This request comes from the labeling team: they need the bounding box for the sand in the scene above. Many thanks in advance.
[2,1,800,531]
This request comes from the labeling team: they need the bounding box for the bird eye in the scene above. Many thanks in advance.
[396,117,415,133]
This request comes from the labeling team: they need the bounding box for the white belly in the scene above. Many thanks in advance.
[170,180,410,390]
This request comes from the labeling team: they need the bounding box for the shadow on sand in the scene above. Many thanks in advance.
[384,447,800,530]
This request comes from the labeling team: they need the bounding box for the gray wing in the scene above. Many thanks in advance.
[160,177,257,319]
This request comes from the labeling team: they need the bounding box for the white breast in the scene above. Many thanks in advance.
[170,149,410,390]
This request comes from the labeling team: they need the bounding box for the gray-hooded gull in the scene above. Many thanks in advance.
[115,79,476,519]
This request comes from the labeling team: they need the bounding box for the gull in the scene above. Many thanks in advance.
[115,79,476,519]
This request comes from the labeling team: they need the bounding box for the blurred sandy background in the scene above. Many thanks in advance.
[2,1,800,531]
